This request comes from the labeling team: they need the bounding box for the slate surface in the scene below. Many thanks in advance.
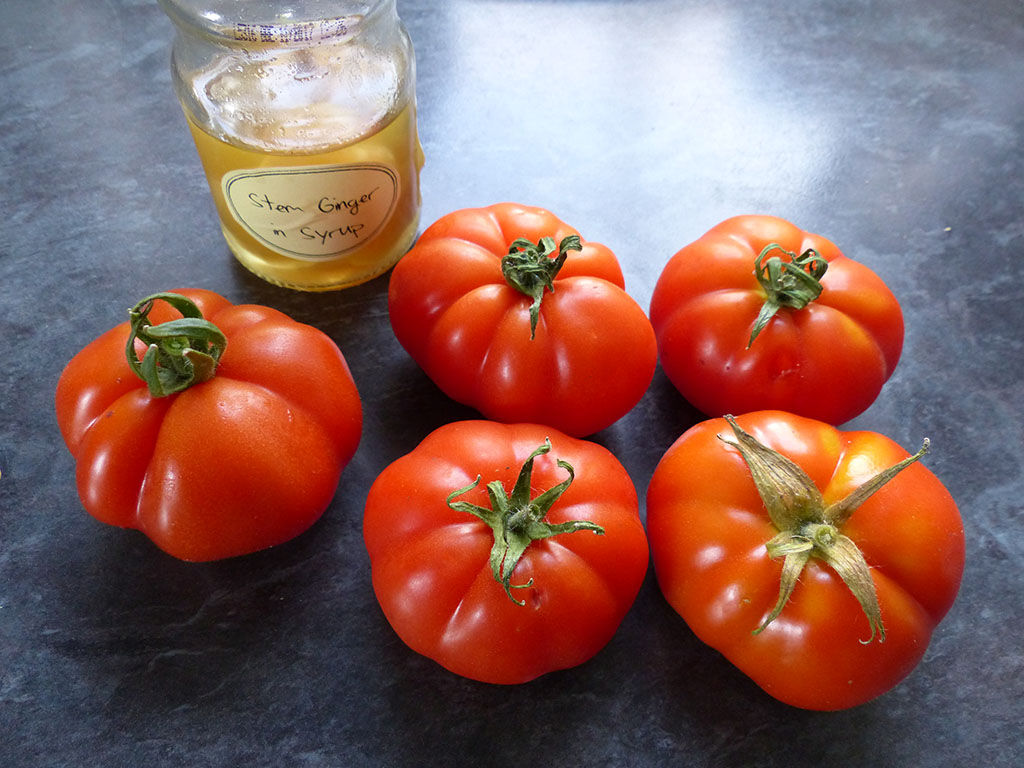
[2,1,1022,766]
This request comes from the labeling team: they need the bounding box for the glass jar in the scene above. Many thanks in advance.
[158,0,424,291]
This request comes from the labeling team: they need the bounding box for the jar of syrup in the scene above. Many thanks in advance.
[158,0,424,290]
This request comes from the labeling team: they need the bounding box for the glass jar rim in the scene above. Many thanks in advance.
[156,0,391,47]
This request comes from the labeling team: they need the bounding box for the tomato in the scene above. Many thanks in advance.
[388,202,657,437]
[55,290,362,561]
[649,215,904,424]
[645,411,964,710]
[363,420,650,684]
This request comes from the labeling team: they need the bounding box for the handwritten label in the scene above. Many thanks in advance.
[222,164,398,261]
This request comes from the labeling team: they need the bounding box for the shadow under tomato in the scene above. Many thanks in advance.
[643,591,905,765]
[43,503,373,719]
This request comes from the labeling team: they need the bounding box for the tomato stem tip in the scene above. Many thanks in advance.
[748,243,829,348]
[446,438,604,605]
[501,235,582,340]
[125,292,227,397]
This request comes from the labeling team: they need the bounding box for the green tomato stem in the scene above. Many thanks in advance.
[446,439,604,605]
[125,292,227,397]
[500,235,582,340]
[748,243,829,348]
[721,415,930,643]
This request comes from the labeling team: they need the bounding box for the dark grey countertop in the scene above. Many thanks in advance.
[2,1,1022,766]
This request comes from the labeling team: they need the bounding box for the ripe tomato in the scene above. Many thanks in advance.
[55,289,362,561]
[649,215,904,424]
[388,202,657,437]
[363,420,649,684]
[646,411,964,710]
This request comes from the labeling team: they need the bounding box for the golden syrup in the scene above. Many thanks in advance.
[186,102,423,291]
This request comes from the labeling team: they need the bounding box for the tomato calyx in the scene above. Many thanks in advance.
[748,243,829,348]
[721,415,930,643]
[446,438,604,605]
[501,235,582,339]
[125,292,228,397]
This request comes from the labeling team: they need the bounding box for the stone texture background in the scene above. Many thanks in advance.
[2,1,1021,765]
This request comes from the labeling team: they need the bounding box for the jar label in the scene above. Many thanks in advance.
[222,164,399,261]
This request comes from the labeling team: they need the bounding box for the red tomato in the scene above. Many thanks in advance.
[388,203,657,437]
[55,289,362,561]
[646,411,964,710]
[649,215,904,424]
[363,420,650,684]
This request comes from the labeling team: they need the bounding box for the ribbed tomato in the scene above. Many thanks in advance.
[650,215,903,424]
[388,203,657,436]
[363,420,649,683]
[55,290,362,561]
[646,411,964,710]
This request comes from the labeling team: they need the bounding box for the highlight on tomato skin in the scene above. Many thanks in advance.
[645,410,965,710]
[387,202,658,438]
[649,215,904,425]
[54,289,363,562]
[362,420,650,685]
